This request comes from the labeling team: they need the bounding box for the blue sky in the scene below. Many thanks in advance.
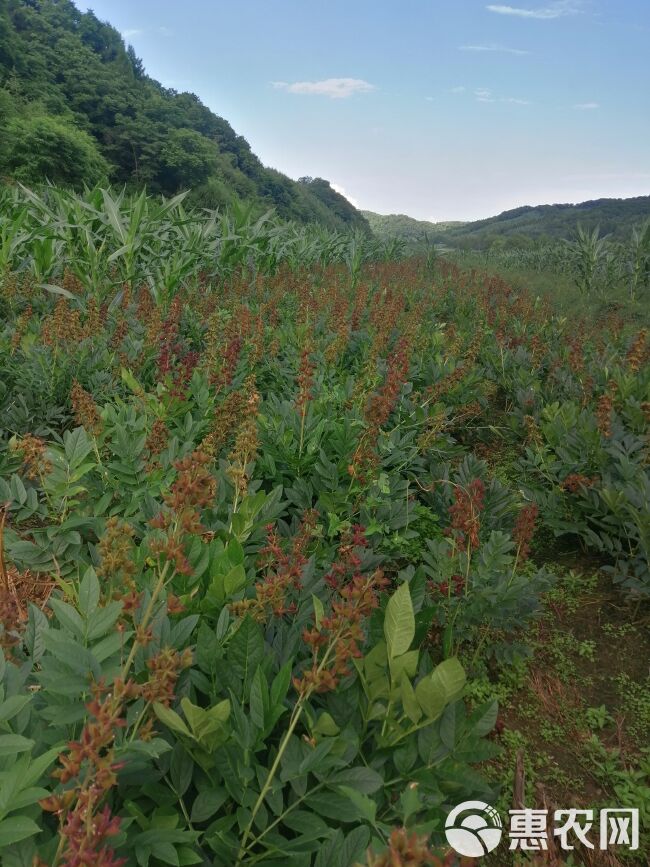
[77,0,650,221]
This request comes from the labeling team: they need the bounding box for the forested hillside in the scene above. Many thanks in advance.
[364,198,650,249]
[433,196,650,248]
[0,0,369,231]
[361,211,464,241]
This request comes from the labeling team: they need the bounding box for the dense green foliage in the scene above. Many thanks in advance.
[0,187,648,865]
[431,196,650,249]
[0,0,369,232]
[361,213,464,243]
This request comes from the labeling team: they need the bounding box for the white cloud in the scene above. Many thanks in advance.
[473,89,530,104]
[475,88,495,102]
[451,86,466,93]
[158,26,172,36]
[272,78,374,99]
[425,96,435,101]
[460,43,529,55]
[574,101,599,109]
[331,184,360,208]
[122,28,142,39]
[486,2,580,19]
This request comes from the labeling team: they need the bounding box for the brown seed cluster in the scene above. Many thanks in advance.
[445,479,486,551]
[561,473,599,493]
[227,387,260,500]
[41,298,85,347]
[10,303,32,353]
[595,390,615,438]
[359,826,458,867]
[201,388,245,457]
[144,418,169,468]
[11,433,52,479]
[231,509,319,622]
[150,449,216,575]
[97,517,136,594]
[71,379,103,436]
[295,528,387,696]
[626,328,648,372]
[512,503,539,562]
[42,678,136,867]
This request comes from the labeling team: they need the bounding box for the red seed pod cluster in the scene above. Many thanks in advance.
[445,479,486,550]
[42,678,140,867]
[170,349,201,399]
[211,331,243,393]
[364,337,410,431]
[512,503,539,562]
[429,574,465,597]
[150,448,216,575]
[324,524,368,590]
[232,510,319,622]
[144,418,169,468]
[295,567,389,695]
[142,646,193,707]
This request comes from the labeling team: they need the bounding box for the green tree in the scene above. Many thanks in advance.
[0,113,110,186]
[157,127,217,190]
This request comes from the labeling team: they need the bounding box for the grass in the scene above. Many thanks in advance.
[476,563,650,865]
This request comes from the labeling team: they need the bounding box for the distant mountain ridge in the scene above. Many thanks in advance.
[0,0,369,232]
[364,196,650,248]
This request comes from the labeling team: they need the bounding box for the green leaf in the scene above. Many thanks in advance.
[415,657,465,721]
[63,427,93,467]
[0,735,34,757]
[78,567,100,618]
[329,767,383,794]
[38,282,74,299]
[430,657,466,704]
[471,699,498,737]
[312,594,324,629]
[190,788,228,823]
[48,599,84,639]
[0,695,31,724]
[337,786,377,824]
[304,791,359,822]
[153,703,191,737]
[0,816,41,848]
[400,674,422,724]
[384,581,414,659]
[270,660,292,710]
[228,616,264,690]
[312,712,340,737]
[249,667,268,731]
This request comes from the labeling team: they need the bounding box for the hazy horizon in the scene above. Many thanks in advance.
[78,0,650,221]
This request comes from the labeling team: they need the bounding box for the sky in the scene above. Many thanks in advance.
[76,0,650,221]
